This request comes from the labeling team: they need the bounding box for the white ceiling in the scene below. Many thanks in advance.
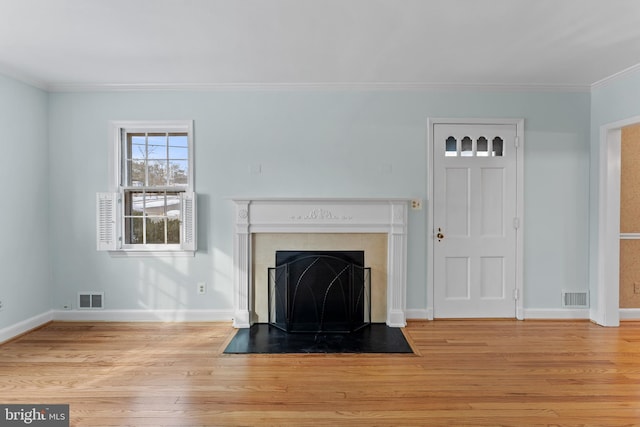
[1,0,640,91]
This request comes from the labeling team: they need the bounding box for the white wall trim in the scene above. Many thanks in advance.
[52,309,234,322]
[426,118,525,320]
[231,198,409,329]
[0,311,54,344]
[46,81,591,94]
[405,309,430,320]
[1,307,629,344]
[407,308,592,321]
[591,62,640,90]
[10,63,640,95]
[523,309,590,320]
[620,309,640,320]
[594,115,640,326]
[0,310,232,343]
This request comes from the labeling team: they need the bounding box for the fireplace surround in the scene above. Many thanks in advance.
[232,198,408,328]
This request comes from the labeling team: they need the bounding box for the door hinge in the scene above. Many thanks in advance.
[514,136,520,148]
[513,288,519,300]
[513,217,520,229]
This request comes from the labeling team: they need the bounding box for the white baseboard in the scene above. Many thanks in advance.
[523,308,590,320]
[0,310,54,344]
[405,308,430,320]
[3,307,623,344]
[620,308,640,320]
[52,309,234,322]
[1,309,234,343]
[406,308,591,321]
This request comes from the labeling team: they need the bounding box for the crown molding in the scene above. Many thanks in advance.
[591,62,640,90]
[5,56,640,94]
[46,81,591,93]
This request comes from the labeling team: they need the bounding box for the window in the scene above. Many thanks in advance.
[443,135,504,157]
[97,121,196,255]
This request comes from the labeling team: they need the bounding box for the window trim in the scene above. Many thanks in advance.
[102,120,195,256]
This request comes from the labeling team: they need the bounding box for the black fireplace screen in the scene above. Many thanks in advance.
[268,251,371,333]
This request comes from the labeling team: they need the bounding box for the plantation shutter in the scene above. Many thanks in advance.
[96,192,118,251]
[180,192,196,251]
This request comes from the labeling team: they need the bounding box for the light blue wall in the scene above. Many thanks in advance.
[0,75,50,329]
[591,70,640,127]
[47,89,591,315]
[590,68,640,311]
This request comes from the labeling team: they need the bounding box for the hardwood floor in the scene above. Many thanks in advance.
[1,320,640,426]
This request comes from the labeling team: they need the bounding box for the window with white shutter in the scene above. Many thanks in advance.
[97,120,196,255]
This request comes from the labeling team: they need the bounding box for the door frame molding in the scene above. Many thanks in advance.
[426,118,525,320]
[594,115,640,326]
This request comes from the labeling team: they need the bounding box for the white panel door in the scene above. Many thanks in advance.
[433,123,518,318]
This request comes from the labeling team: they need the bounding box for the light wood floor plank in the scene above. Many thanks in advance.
[2,320,640,426]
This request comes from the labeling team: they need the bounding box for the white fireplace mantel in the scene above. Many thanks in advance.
[232,198,409,328]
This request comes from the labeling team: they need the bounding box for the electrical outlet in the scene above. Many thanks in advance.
[198,282,206,295]
[63,302,72,310]
[411,199,422,210]
[635,283,640,294]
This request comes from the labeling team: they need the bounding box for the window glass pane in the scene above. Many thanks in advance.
[144,192,167,215]
[169,160,189,186]
[147,133,167,160]
[130,135,146,160]
[168,133,188,148]
[461,136,473,157]
[125,217,143,244]
[445,136,457,157]
[147,160,168,186]
[477,137,488,157]
[168,146,188,160]
[146,217,166,244]
[128,160,146,186]
[126,191,144,216]
[166,193,181,216]
[493,137,504,157]
[125,134,146,186]
[167,218,180,244]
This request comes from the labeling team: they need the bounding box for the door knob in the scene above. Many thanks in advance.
[437,232,444,239]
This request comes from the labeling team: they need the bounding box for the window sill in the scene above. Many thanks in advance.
[108,250,195,258]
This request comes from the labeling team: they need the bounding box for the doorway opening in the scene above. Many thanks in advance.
[597,115,640,326]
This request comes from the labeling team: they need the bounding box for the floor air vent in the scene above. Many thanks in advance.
[78,292,104,309]
[562,291,589,308]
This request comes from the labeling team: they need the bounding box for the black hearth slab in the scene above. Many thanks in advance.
[223,323,413,354]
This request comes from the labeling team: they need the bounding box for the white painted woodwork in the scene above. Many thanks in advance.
[180,192,197,251]
[231,198,408,328]
[595,116,640,326]
[432,124,518,318]
[95,191,197,254]
[96,192,118,251]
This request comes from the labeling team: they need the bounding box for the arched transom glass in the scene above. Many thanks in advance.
[445,135,504,157]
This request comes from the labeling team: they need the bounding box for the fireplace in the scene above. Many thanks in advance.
[269,250,371,333]
[232,198,409,328]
